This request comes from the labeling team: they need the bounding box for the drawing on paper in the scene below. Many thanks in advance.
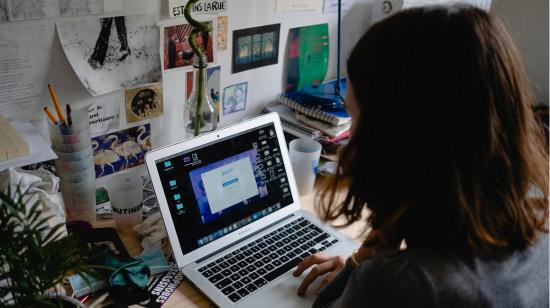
[232,24,280,74]
[92,124,151,178]
[222,82,247,115]
[7,0,58,21]
[57,14,161,96]
[163,21,214,70]
[217,16,227,51]
[125,83,163,123]
[59,0,103,16]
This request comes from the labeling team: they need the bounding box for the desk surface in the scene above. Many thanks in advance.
[96,179,368,307]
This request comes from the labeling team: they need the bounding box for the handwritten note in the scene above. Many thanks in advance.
[169,0,227,17]
[276,0,323,12]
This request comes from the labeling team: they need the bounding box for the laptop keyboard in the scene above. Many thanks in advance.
[197,217,338,303]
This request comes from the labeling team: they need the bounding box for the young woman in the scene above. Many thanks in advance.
[293,6,549,307]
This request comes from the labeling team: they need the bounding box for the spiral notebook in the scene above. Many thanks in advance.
[263,104,322,139]
[276,91,351,126]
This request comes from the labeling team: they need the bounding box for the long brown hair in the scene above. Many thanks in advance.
[319,6,549,257]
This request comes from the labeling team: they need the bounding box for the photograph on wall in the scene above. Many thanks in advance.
[216,15,227,51]
[92,124,151,178]
[232,24,280,74]
[0,0,9,22]
[286,23,329,92]
[57,14,161,96]
[186,65,221,114]
[58,0,121,16]
[222,82,247,115]
[162,21,214,71]
[7,0,59,21]
[125,82,163,123]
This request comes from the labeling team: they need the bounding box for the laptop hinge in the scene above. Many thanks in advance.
[196,213,296,264]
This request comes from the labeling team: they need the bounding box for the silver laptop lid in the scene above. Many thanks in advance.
[145,113,302,267]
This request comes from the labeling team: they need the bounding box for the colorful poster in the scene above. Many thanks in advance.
[91,124,151,178]
[125,83,163,123]
[286,23,329,92]
[162,21,215,71]
[232,24,280,74]
[186,65,221,114]
[222,82,247,115]
[217,15,228,51]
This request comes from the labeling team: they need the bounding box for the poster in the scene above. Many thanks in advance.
[286,23,329,92]
[216,15,227,51]
[222,82,247,115]
[88,97,120,135]
[169,0,227,17]
[125,83,163,123]
[92,124,151,178]
[232,24,280,74]
[162,21,215,71]
[56,14,161,96]
[186,66,221,113]
[275,0,322,12]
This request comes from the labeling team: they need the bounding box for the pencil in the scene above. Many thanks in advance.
[43,107,59,125]
[47,84,66,126]
[66,104,72,126]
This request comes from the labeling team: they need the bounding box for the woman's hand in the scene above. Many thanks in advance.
[292,253,347,296]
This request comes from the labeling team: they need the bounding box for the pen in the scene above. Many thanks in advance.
[66,104,72,126]
[47,84,66,126]
[43,107,60,126]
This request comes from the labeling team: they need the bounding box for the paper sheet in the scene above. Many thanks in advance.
[0,25,54,119]
[58,0,122,17]
[7,0,58,21]
[0,121,57,171]
[88,97,121,135]
[169,0,227,17]
[371,0,491,23]
[276,0,323,12]
[323,0,352,13]
[57,14,161,96]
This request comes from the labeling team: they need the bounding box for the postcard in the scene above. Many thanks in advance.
[232,24,280,74]
[186,65,221,114]
[162,20,215,71]
[125,83,163,123]
[222,82,247,115]
[91,124,151,178]
[217,15,228,51]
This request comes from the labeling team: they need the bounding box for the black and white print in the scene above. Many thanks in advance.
[7,0,58,21]
[59,0,103,16]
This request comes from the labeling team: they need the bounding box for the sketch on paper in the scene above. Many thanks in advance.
[59,0,103,16]
[186,66,221,114]
[125,83,163,123]
[163,21,214,70]
[92,124,151,178]
[222,82,247,115]
[232,24,280,74]
[57,14,161,96]
[7,0,59,21]
[0,0,9,22]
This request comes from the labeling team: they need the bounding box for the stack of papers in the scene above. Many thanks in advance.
[0,121,57,171]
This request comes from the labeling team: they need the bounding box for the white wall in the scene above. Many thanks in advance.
[492,0,549,104]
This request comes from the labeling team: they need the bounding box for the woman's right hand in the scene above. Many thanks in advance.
[292,253,347,296]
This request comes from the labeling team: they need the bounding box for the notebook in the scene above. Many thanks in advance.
[263,104,322,139]
[276,92,351,126]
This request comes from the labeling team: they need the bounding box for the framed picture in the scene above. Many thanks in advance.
[232,24,280,74]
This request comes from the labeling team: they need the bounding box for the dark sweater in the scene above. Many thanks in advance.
[313,233,549,307]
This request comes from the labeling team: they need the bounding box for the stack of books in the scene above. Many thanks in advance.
[263,85,351,161]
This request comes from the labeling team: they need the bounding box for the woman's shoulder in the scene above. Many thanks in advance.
[339,234,548,308]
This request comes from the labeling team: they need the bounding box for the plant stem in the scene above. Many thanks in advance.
[184,0,211,137]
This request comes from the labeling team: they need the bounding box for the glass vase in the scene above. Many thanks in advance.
[184,56,218,138]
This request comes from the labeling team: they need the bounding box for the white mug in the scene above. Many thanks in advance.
[289,138,322,195]
[108,173,143,231]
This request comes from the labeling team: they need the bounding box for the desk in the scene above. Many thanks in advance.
[96,179,368,307]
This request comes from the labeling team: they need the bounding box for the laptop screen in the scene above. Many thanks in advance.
[155,123,294,254]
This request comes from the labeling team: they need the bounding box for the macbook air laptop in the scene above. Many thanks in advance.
[145,113,356,307]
